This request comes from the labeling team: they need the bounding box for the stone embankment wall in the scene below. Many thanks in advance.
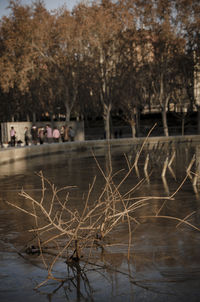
[0,135,200,165]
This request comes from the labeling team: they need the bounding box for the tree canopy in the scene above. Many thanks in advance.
[0,0,199,136]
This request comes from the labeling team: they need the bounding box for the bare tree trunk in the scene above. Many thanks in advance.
[130,119,136,138]
[99,49,112,140]
[26,114,30,122]
[32,112,36,123]
[136,108,140,137]
[162,108,169,137]
[131,123,136,138]
[64,86,71,122]
[103,103,112,139]
[65,103,71,122]
[64,85,77,122]
[159,73,169,137]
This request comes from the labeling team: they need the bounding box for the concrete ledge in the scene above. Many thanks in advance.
[0,135,200,165]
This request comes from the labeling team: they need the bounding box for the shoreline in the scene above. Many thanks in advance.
[0,135,200,165]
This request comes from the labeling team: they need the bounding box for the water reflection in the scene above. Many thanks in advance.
[0,144,200,301]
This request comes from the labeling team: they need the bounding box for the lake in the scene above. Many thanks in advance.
[0,142,200,302]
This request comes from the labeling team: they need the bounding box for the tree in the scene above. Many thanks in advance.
[74,1,129,139]
[175,0,200,133]
[118,28,155,137]
[0,1,54,121]
[136,0,187,136]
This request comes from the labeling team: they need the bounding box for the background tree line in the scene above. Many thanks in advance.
[0,0,200,138]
